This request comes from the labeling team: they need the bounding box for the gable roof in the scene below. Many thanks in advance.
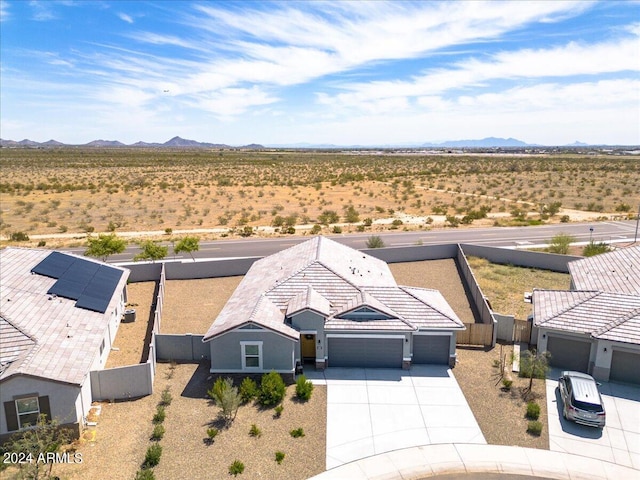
[0,248,129,385]
[203,236,463,341]
[532,289,640,345]
[568,245,640,295]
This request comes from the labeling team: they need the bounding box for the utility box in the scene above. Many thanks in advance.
[123,308,136,323]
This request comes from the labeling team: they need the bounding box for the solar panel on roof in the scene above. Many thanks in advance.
[64,260,100,285]
[31,251,75,278]
[48,278,85,300]
[75,294,110,313]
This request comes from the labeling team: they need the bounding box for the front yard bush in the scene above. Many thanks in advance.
[229,460,245,476]
[527,420,543,436]
[208,377,241,426]
[290,427,305,438]
[239,377,258,404]
[152,405,166,424]
[274,405,284,418]
[526,402,541,420]
[295,374,314,401]
[160,387,172,406]
[206,427,219,443]
[249,424,262,438]
[135,468,156,480]
[151,424,165,441]
[259,371,286,406]
[143,443,162,468]
[275,451,285,464]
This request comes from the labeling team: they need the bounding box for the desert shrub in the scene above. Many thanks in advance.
[318,210,339,225]
[151,424,165,441]
[527,420,543,436]
[160,387,172,406]
[207,427,219,442]
[295,375,314,401]
[582,241,610,257]
[310,224,322,234]
[290,427,305,438]
[208,377,241,426]
[164,227,173,235]
[548,233,575,254]
[249,424,262,438]
[274,405,284,418]
[559,215,570,223]
[152,405,166,424]
[10,231,29,241]
[135,469,156,480]
[526,402,541,420]
[362,217,373,226]
[331,226,342,234]
[37,240,46,247]
[239,377,258,404]
[259,371,286,406]
[502,378,513,390]
[275,451,285,464]
[365,235,385,249]
[143,443,162,468]
[229,460,245,476]
[445,215,460,227]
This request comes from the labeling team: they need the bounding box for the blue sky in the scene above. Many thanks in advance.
[1,0,638,146]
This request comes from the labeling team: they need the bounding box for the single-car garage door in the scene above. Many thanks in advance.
[413,335,450,364]
[328,337,403,368]
[546,335,591,372]
[610,350,640,385]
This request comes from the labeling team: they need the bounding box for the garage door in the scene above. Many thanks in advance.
[413,335,450,364]
[546,335,591,372]
[328,337,403,368]
[610,350,640,385]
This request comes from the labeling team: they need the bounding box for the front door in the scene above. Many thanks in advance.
[301,334,316,362]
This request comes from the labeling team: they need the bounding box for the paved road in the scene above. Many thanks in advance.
[66,220,638,263]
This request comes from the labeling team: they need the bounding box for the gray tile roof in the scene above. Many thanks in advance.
[569,245,640,295]
[532,289,640,345]
[0,248,129,385]
[203,236,464,341]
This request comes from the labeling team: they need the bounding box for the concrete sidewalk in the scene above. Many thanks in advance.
[307,443,639,480]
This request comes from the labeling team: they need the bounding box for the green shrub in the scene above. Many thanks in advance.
[259,371,286,406]
[152,405,166,424]
[240,377,258,403]
[135,468,156,480]
[160,387,172,406]
[208,377,241,426]
[548,233,575,254]
[37,240,46,247]
[502,378,513,390]
[331,226,342,234]
[274,405,284,418]
[275,451,285,464]
[526,402,541,420]
[560,215,570,223]
[295,375,314,401]
[290,427,305,438]
[582,241,611,257]
[206,427,219,442]
[10,231,29,241]
[527,420,543,436]
[143,443,162,468]
[249,424,262,438]
[151,424,165,441]
[229,460,245,476]
[365,235,385,249]
[310,224,322,234]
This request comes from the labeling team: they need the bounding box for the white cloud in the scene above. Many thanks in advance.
[117,12,133,24]
[29,0,56,21]
[0,0,10,22]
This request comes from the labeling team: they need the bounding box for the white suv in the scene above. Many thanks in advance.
[558,371,606,428]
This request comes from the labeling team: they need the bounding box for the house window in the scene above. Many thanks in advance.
[241,342,263,370]
[16,397,40,429]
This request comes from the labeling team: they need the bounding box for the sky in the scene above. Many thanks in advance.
[1,0,639,146]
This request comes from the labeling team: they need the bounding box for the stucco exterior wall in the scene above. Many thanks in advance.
[290,310,326,363]
[208,330,296,374]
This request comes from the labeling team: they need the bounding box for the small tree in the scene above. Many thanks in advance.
[366,235,385,249]
[4,414,70,480]
[208,377,241,426]
[134,240,168,262]
[85,233,126,261]
[548,233,575,254]
[520,349,551,398]
[295,375,314,401]
[173,235,200,261]
[259,371,286,406]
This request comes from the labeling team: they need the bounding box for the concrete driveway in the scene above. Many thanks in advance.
[546,369,640,470]
[306,365,486,469]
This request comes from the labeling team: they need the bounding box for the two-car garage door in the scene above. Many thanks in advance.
[546,335,591,372]
[328,337,403,368]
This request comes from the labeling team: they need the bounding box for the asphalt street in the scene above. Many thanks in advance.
[64,220,638,263]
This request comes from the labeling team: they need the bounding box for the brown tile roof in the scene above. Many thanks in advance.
[0,248,129,385]
[569,245,640,295]
[203,237,463,341]
[532,289,640,345]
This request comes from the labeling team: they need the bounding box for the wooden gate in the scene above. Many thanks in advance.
[513,319,532,343]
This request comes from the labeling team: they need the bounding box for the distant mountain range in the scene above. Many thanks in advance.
[0,136,624,149]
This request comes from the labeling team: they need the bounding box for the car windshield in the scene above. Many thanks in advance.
[573,399,603,413]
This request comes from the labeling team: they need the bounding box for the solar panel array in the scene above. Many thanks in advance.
[31,252,123,314]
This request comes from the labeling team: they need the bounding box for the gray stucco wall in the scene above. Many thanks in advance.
[290,310,326,362]
[364,244,458,263]
[156,334,208,361]
[90,363,153,401]
[460,244,581,273]
[208,330,296,373]
[0,376,82,435]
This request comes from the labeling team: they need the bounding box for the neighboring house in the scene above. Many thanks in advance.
[533,245,640,384]
[203,236,465,377]
[0,248,129,439]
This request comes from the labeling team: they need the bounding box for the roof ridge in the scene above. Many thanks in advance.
[536,290,602,325]
[593,305,640,337]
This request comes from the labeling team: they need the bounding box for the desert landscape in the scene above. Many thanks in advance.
[1,148,638,247]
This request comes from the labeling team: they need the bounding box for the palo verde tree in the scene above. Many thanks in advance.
[519,349,551,399]
[133,240,168,262]
[173,235,200,261]
[85,233,126,261]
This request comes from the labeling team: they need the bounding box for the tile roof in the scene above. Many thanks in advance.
[568,245,640,295]
[0,248,129,385]
[532,289,640,345]
[203,236,463,341]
